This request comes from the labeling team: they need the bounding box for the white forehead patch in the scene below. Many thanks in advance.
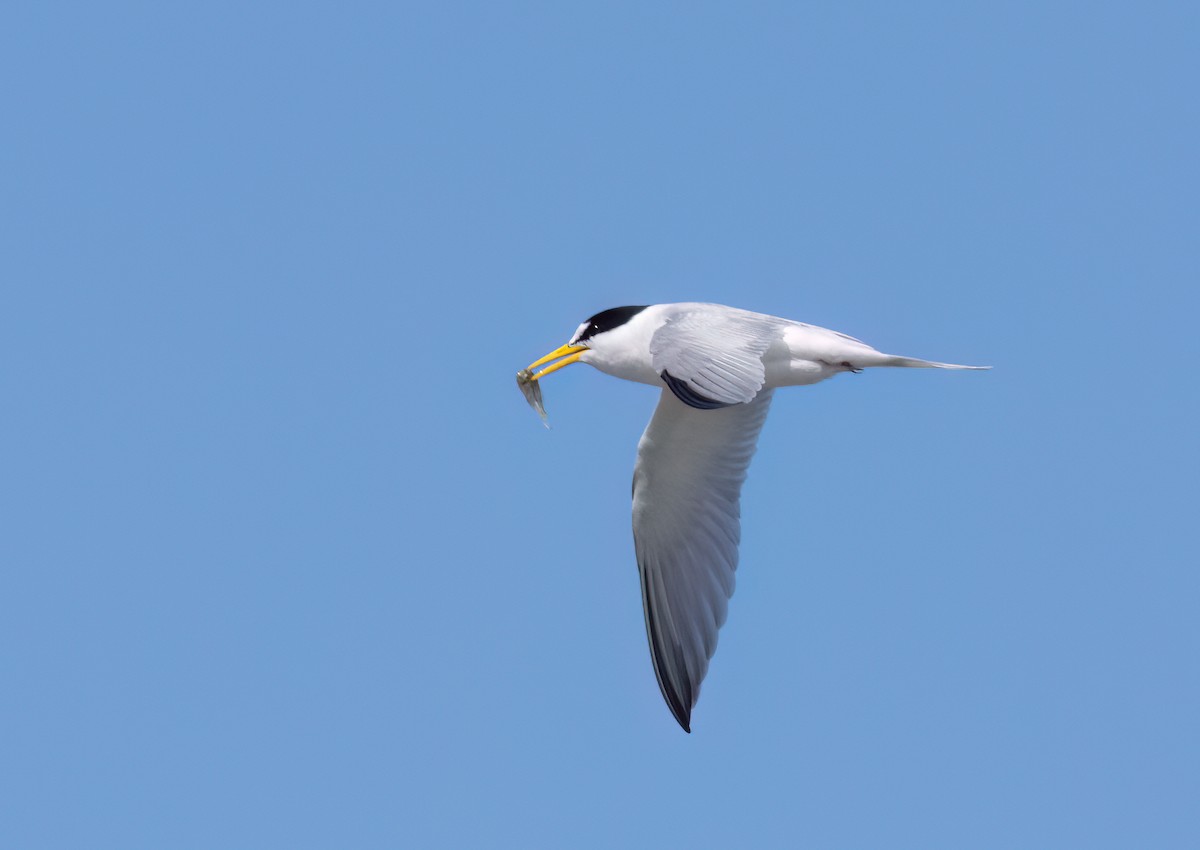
[569,322,591,345]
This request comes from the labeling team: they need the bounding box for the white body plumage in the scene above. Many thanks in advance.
[523,302,987,732]
[575,303,979,393]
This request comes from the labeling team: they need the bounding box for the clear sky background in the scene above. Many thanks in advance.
[2,2,1197,848]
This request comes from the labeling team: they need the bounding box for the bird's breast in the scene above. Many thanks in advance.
[585,350,663,386]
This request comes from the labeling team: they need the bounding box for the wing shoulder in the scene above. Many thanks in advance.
[649,306,784,406]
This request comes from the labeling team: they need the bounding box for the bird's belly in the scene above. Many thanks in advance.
[765,357,838,387]
[763,337,840,387]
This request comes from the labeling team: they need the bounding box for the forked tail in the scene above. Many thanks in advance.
[882,355,991,370]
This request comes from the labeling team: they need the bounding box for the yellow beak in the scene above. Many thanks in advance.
[526,343,587,380]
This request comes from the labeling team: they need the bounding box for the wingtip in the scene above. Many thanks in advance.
[673,708,692,734]
[662,695,692,733]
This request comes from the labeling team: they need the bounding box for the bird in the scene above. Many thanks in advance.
[521,303,988,732]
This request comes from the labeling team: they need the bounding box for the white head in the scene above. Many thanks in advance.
[524,306,652,382]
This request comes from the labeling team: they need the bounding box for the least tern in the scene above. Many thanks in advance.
[521,303,988,732]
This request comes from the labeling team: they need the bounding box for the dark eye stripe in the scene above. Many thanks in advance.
[577,306,649,342]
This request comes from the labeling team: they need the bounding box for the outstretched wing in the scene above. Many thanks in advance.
[632,387,774,732]
[649,306,785,408]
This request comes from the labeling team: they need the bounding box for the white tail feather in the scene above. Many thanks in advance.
[882,355,991,370]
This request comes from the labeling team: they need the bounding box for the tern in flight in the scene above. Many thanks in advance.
[520,303,988,732]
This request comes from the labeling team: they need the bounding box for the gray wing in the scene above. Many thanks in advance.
[649,306,786,407]
[632,387,774,732]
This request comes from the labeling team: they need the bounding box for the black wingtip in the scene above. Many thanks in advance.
[669,703,692,733]
[639,546,698,735]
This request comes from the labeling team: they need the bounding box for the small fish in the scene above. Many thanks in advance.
[516,368,550,428]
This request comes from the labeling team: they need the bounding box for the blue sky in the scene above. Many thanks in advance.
[2,1,1197,847]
